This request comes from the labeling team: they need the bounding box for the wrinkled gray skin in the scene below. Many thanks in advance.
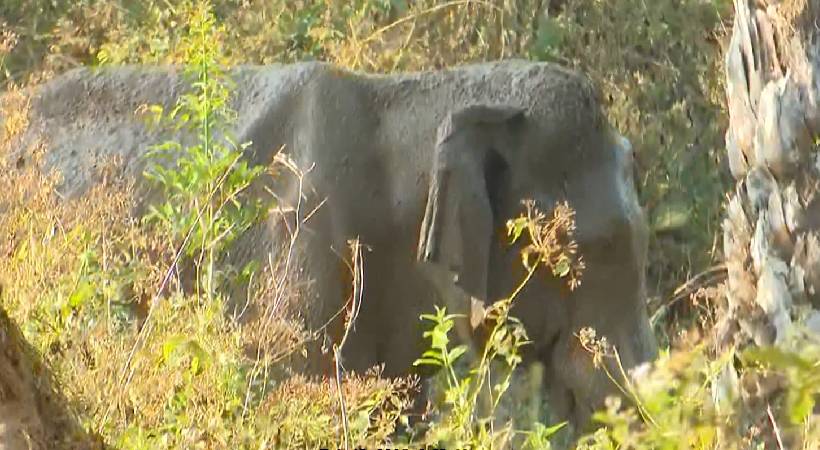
[7,60,657,427]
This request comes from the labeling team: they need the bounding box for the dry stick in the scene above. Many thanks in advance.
[241,335,265,423]
[267,152,318,318]
[803,414,812,450]
[650,264,727,326]
[333,239,364,450]
[363,0,501,45]
[610,347,657,428]
[767,402,786,450]
[670,264,727,299]
[260,156,336,358]
[101,153,242,427]
[240,152,318,421]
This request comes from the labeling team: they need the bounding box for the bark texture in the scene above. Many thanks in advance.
[0,307,104,449]
[721,0,820,348]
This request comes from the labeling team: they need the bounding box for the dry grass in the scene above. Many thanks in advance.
[0,0,755,448]
[0,52,412,448]
[2,1,731,300]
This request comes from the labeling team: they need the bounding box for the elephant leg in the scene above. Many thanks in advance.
[294,232,351,378]
[549,329,623,434]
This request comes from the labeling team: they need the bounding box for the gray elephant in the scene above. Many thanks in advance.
[8,60,657,427]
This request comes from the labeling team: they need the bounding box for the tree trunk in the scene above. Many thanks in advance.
[0,306,104,449]
[720,0,820,349]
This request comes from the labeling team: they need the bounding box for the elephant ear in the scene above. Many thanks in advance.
[417,105,525,301]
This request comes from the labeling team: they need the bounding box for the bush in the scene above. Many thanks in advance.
[576,321,820,449]
[5,1,809,450]
[0,3,414,448]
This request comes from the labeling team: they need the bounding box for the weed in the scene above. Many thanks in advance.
[5,2,815,450]
[141,1,268,299]
[414,201,582,449]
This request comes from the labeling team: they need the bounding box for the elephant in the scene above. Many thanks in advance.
[6,60,657,428]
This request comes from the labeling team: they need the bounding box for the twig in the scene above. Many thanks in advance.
[101,152,242,428]
[767,402,785,450]
[268,153,317,318]
[333,239,365,450]
[671,264,727,298]
[650,264,727,326]
[334,347,351,450]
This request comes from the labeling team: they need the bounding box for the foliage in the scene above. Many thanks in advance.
[413,201,582,449]
[0,2,413,448]
[140,1,268,299]
[6,1,816,450]
[575,318,820,449]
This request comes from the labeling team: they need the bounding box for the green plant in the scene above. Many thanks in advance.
[414,201,582,449]
[573,317,820,450]
[141,0,267,298]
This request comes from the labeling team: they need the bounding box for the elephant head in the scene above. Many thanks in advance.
[417,104,657,428]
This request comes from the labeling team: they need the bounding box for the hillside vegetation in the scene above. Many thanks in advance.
[3,1,820,449]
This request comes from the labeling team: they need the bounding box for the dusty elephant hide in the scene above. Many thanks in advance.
[5,60,657,427]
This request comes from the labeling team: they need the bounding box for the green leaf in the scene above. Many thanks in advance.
[430,328,449,350]
[494,379,511,394]
[651,200,690,232]
[506,217,528,243]
[448,345,468,363]
[68,280,95,309]
[413,358,442,367]
[553,257,571,278]
[420,350,443,360]
[524,421,567,449]
[540,421,567,437]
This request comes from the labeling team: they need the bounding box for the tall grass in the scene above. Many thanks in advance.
[0,2,414,448]
[1,0,731,327]
[4,1,820,449]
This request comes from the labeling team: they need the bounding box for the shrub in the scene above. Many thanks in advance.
[576,321,820,449]
[6,2,805,450]
[0,2,415,448]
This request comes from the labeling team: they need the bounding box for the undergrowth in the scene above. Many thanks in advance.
[0,3,414,448]
[3,1,820,449]
[140,2,267,299]
[575,320,820,449]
